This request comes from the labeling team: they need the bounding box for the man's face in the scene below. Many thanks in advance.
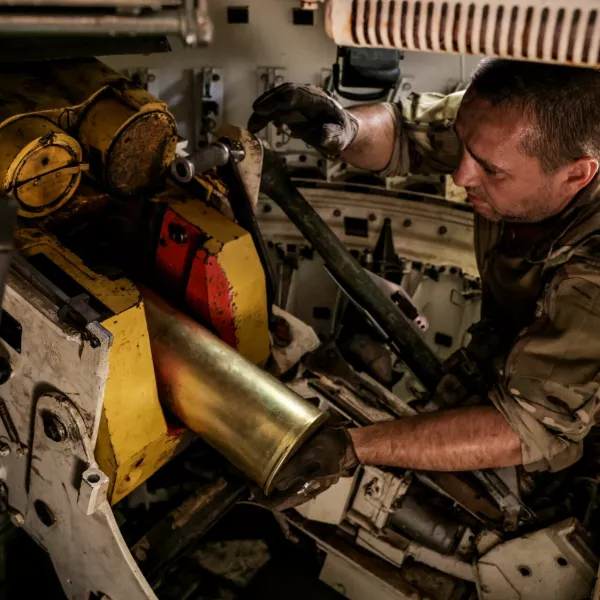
[453,92,568,223]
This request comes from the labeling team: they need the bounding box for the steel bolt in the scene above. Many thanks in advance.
[10,510,24,527]
[168,223,188,245]
[43,413,68,442]
[438,225,448,235]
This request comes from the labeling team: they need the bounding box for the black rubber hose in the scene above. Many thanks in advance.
[259,148,443,391]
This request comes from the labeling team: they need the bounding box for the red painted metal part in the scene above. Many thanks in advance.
[186,249,238,350]
[155,209,202,294]
[154,207,239,351]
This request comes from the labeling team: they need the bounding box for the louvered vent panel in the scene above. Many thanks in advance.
[325,0,600,66]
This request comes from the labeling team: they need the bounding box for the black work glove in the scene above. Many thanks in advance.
[253,425,360,511]
[247,83,359,159]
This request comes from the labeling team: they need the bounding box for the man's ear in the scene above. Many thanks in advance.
[560,157,599,198]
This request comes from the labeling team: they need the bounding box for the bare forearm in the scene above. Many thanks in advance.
[341,104,396,172]
[348,406,523,471]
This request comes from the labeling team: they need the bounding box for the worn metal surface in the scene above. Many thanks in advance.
[77,91,177,197]
[23,392,155,600]
[0,116,84,218]
[0,269,112,515]
[476,518,598,600]
[356,529,476,584]
[143,288,327,493]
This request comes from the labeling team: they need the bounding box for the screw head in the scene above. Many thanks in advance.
[10,510,24,528]
[43,413,68,442]
[168,223,188,245]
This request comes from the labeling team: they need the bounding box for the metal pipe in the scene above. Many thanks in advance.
[259,148,443,390]
[142,288,328,493]
[171,142,231,183]
[0,12,211,45]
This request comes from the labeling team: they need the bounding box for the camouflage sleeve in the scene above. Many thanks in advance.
[378,91,464,178]
[490,260,600,472]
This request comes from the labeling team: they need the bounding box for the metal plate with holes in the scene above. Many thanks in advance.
[476,518,598,600]
[25,392,155,599]
[0,272,111,515]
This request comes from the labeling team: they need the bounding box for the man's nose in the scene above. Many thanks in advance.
[453,152,480,188]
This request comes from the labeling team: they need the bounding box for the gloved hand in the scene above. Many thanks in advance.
[247,83,359,159]
[254,425,360,511]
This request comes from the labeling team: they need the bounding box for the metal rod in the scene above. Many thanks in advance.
[259,148,443,390]
[221,143,278,316]
[0,12,210,42]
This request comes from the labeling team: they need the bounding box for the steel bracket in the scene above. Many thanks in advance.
[23,392,156,600]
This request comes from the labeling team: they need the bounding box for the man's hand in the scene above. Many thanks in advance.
[256,425,359,510]
[248,83,359,159]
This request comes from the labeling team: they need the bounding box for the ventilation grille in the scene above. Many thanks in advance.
[325,0,600,66]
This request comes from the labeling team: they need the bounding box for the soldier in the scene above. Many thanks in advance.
[248,59,600,508]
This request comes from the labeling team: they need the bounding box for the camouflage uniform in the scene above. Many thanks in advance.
[382,91,600,472]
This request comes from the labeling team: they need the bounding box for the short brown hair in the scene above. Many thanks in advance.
[469,59,600,172]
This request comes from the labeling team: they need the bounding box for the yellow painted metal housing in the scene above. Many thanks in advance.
[0,58,177,210]
[0,115,85,218]
[15,228,190,504]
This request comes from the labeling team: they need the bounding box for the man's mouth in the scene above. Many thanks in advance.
[468,193,484,205]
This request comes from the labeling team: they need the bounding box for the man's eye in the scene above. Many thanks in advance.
[484,167,498,176]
